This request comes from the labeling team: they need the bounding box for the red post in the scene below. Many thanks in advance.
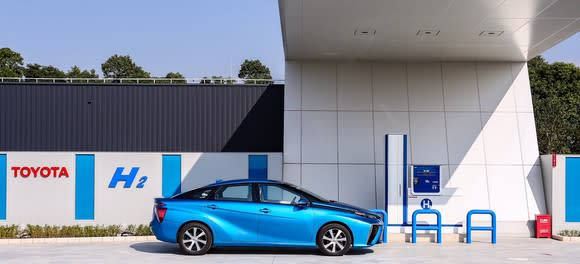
[552,154,557,167]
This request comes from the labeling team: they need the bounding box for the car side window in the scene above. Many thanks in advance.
[259,184,302,204]
[215,184,252,202]
[174,188,214,200]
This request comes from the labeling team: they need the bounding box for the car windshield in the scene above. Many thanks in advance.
[283,183,329,203]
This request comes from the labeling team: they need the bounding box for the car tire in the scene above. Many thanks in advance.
[317,223,352,256]
[178,222,213,255]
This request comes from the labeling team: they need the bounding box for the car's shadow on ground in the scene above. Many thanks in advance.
[130,242,374,256]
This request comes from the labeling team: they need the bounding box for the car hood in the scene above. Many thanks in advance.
[311,201,377,216]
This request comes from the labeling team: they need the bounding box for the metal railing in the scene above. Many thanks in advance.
[0,77,284,85]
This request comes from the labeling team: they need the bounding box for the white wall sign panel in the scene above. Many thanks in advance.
[94,153,162,225]
[477,63,516,112]
[445,112,485,165]
[372,64,408,111]
[373,112,410,164]
[282,164,301,186]
[301,164,338,201]
[523,165,546,219]
[482,112,523,165]
[442,63,480,112]
[181,153,246,191]
[337,63,372,111]
[267,154,283,182]
[446,164,490,206]
[410,112,448,164]
[374,165,386,212]
[407,63,444,111]
[301,63,337,110]
[301,111,338,163]
[285,62,302,110]
[7,153,75,225]
[487,165,529,221]
[337,112,374,164]
[442,165,490,222]
[511,63,534,112]
[338,164,376,209]
[517,112,540,166]
[283,111,301,163]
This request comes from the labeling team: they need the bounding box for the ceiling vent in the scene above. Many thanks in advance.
[416,30,440,37]
[354,29,376,37]
[479,30,504,38]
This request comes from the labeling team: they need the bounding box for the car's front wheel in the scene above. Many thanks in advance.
[317,223,352,256]
[178,222,212,255]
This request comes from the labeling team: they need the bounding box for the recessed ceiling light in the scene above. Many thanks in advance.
[354,29,376,37]
[479,30,504,38]
[416,30,440,37]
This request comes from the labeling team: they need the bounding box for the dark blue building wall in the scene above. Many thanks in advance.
[0,83,283,152]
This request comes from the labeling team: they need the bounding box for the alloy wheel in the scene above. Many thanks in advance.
[182,227,207,252]
[322,228,347,253]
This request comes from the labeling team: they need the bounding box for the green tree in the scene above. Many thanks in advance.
[0,47,24,77]
[165,72,184,79]
[23,63,66,78]
[101,55,150,79]
[164,72,186,84]
[238,59,272,83]
[529,56,580,154]
[66,66,99,78]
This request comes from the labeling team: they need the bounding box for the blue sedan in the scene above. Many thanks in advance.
[150,179,383,256]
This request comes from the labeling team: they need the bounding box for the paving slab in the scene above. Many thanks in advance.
[0,237,577,264]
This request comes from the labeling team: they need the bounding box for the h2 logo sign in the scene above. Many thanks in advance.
[108,167,148,189]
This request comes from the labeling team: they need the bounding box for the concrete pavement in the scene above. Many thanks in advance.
[0,237,577,264]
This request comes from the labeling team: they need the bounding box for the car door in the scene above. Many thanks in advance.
[256,184,314,245]
[206,184,259,244]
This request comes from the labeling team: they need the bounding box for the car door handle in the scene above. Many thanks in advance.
[207,204,217,210]
[259,208,271,214]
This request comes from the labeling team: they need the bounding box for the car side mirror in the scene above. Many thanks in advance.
[294,198,309,207]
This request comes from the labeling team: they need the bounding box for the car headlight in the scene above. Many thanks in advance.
[354,211,379,219]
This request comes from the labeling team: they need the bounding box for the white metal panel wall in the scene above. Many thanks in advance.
[94,153,162,225]
[6,153,76,225]
[180,153,283,191]
[283,60,543,231]
[1,152,282,225]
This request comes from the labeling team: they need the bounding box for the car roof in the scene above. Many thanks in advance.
[204,178,284,187]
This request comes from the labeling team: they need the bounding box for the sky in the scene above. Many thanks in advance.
[0,0,577,80]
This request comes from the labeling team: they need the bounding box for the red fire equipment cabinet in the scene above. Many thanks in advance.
[535,214,551,238]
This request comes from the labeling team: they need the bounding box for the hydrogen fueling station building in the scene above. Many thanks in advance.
[0,0,580,237]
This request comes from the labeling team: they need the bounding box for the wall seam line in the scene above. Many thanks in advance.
[371,63,378,208]
[441,63,452,186]
[475,63,493,210]
[511,63,532,219]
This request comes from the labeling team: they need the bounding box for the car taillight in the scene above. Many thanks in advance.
[156,202,167,223]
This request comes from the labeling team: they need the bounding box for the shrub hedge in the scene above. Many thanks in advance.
[0,224,152,239]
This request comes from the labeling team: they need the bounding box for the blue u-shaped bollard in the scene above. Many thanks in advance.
[466,209,496,244]
[412,209,442,244]
[370,209,388,243]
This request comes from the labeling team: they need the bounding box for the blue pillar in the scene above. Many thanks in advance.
[249,155,268,180]
[0,154,6,220]
[162,155,182,197]
[566,157,580,222]
[75,154,95,220]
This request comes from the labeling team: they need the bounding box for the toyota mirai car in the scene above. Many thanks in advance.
[150,179,383,256]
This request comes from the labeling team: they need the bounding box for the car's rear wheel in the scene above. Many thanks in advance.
[178,222,212,255]
[317,223,352,256]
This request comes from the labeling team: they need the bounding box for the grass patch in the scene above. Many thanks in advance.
[559,230,580,237]
[0,224,152,239]
[0,225,18,239]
